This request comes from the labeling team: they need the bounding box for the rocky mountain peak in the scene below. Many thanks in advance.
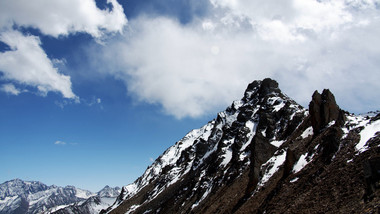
[98,186,121,198]
[309,89,345,134]
[0,179,49,200]
[243,78,281,102]
[103,78,379,214]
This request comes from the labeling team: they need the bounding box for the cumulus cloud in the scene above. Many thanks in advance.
[0,30,77,99]
[0,0,128,99]
[89,0,380,117]
[0,0,127,38]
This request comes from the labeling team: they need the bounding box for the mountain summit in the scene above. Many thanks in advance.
[105,78,380,214]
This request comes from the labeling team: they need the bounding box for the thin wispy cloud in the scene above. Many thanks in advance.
[54,141,67,146]
[1,83,22,96]
[54,141,78,146]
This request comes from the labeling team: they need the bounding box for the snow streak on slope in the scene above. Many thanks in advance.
[257,149,287,188]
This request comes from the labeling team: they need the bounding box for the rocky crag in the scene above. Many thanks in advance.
[105,78,380,214]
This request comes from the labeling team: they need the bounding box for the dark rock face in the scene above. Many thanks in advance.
[309,89,345,134]
[364,157,380,201]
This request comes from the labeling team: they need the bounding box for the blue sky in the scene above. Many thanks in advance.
[0,0,380,192]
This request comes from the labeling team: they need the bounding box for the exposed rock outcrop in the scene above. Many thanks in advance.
[309,89,345,134]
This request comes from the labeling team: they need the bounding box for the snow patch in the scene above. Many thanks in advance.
[261,128,267,137]
[241,120,258,151]
[191,184,213,209]
[273,101,285,112]
[290,177,299,183]
[326,120,336,128]
[125,204,140,214]
[76,188,95,199]
[121,183,137,200]
[301,127,313,139]
[293,153,312,174]
[270,140,285,147]
[267,97,285,112]
[232,100,244,109]
[160,122,213,167]
[46,204,72,213]
[90,197,117,213]
[221,148,233,167]
[257,150,287,187]
[356,120,380,153]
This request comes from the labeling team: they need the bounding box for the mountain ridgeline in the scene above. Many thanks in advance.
[0,179,120,214]
[105,78,380,213]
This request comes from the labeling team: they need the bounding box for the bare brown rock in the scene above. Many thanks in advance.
[309,89,345,134]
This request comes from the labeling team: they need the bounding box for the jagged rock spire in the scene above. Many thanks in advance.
[309,89,345,134]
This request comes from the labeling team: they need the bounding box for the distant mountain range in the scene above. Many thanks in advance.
[2,78,379,213]
[0,179,120,214]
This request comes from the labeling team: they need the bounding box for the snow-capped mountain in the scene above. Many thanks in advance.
[0,179,94,214]
[105,78,380,213]
[97,186,121,198]
[52,186,121,214]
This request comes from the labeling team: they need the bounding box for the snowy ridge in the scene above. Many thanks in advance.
[113,91,243,208]
[108,79,308,213]
[50,186,121,214]
[119,121,215,200]
[341,113,380,153]
[0,179,96,214]
[0,179,122,214]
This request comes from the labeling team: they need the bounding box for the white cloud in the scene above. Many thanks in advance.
[0,30,77,99]
[89,0,380,117]
[0,0,127,38]
[54,140,67,145]
[1,83,21,95]
[0,0,128,100]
